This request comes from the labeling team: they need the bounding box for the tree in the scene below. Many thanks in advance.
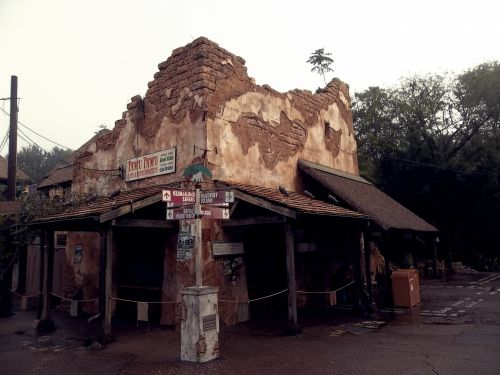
[307,48,334,85]
[353,62,500,268]
[17,145,72,183]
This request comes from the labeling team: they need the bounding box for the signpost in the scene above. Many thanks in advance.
[164,187,234,286]
[169,173,231,363]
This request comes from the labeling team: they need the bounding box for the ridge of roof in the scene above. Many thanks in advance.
[298,159,372,185]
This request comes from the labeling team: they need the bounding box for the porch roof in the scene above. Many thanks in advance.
[298,159,438,232]
[33,180,367,226]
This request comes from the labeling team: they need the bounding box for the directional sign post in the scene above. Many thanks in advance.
[164,187,235,287]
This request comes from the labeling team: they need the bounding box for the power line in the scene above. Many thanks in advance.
[387,155,498,176]
[0,107,72,150]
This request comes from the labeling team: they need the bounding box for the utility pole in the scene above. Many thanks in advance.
[7,75,18,201]
[0,76,17,317]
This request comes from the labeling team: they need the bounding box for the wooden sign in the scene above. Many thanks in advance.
[125,148,176,182]
[167,206,230,220]
[212,242,244,256]
[162,189,196,206]
[200,190,235,205]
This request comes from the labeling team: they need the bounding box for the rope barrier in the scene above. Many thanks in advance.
[219,288,289,304]
[50,292,98,303]
[111,297,179,305]
[297,280,356,295]
[9,289,40,299]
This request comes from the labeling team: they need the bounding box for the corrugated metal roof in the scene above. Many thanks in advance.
[298,159,438,232]
[224,182,367,219]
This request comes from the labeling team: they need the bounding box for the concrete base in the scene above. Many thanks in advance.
[181,286,219,363]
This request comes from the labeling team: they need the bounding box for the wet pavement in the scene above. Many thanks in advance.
[1,272,500,374]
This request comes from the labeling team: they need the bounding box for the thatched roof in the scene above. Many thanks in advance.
[298,159,438,232]
[0,155,31,182]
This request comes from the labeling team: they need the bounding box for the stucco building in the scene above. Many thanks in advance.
[33,38,436,339]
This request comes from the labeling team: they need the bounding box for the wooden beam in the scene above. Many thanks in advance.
[113,218,174,229]
[222,216,285,227]
[99,194,162,223]
[233,190,296,219]
[284,221,299,334]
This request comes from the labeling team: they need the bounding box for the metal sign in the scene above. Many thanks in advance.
[162,189,196,205]
[202,314,217,332]
[200,190,235,205]
[125,148,176,182]
[167,206,230,220]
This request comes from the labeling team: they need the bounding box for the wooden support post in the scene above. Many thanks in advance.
[356,231,368,309]
[432,235,438,278]
[284,221,299,334]
[364,233,373,303]
[36,231,45,320]
[104,227,113,340]
[38,229,55,332]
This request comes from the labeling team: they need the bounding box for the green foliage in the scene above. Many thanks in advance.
[307,48,334,85]
[353,62,500,266]
[17,145,72,183]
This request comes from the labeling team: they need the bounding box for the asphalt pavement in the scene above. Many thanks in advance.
[1,272,500,374]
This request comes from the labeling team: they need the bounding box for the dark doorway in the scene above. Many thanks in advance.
[243,225,288,319]
[115,227,167,323]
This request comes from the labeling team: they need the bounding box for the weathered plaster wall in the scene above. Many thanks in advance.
[207,80,358,191]
[63,232,100,314]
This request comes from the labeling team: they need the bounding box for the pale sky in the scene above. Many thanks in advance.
[1,0,499,154]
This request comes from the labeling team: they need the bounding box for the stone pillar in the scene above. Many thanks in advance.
[181,286,219,363]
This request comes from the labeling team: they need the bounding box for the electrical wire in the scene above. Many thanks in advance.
[0,129,9,153]
[0,107,72,150]
[386,155,499,176]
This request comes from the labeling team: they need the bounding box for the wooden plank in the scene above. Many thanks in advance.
[222,216,285,227]
[113,219,174,229]
[233,190,296,219]
[284,221,298,333]
[99,193,162,223]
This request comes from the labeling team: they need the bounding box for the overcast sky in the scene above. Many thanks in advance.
[1,0,499,154]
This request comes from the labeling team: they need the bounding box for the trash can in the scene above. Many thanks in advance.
[391,269,420,307]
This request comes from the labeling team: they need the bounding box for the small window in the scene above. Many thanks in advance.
[56,233,67,247]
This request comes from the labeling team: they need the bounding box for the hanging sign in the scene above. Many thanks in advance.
[212,242,244,256]
[200,190,235,205]
[125,148,176,182]
[167,206,230,220]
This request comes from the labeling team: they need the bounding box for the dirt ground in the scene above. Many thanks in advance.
[1,272,500,374]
